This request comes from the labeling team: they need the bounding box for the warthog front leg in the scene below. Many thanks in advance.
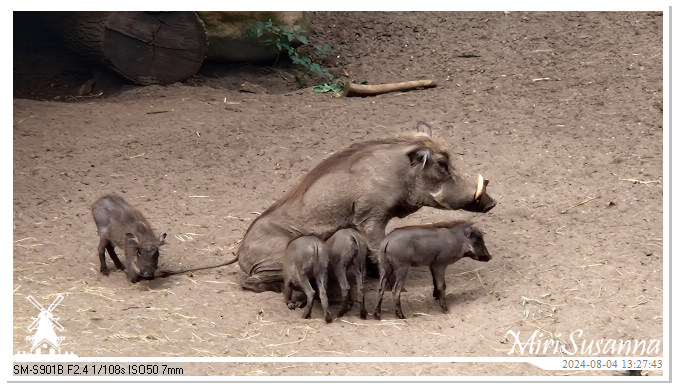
[107,244,125,271]
[97,239,110,276]
[98,240,124,276]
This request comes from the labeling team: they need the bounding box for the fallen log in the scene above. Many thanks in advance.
[343,79,437,97]
[40,11,207,85]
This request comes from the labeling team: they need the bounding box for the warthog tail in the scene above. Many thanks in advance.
[155,255,239,278]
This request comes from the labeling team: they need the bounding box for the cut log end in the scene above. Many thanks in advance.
[43,11,208,86]
[103,12,207,85]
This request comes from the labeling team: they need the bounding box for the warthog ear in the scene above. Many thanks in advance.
[417,121,433,137]
[136,221,149,234]
[158,233,167,245]
[464,226,473,238]
[125,233,139,245]
[408,148,430,168]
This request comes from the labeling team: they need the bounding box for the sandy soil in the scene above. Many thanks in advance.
[12,11,664,378]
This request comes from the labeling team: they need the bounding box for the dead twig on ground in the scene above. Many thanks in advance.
[561,195,599,214]
[265,327,309,347]
[628,296,651,308]
[618,178,661,185]
[573,296,595,308]
[343,80,437,97]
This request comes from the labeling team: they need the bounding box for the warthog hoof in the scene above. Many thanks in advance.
[286,299,306,310]
[337,304,350,318]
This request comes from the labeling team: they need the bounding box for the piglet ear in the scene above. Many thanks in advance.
[158,233,167,245]
[125,233,139,244]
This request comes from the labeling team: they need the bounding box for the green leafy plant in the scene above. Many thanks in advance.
[312,82,344,93]
[244,19,337,89]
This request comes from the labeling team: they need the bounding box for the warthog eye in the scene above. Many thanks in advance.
[136,248,142,256]
[436,159,449,173]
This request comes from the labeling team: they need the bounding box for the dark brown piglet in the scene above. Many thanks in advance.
[325,228,369,319]
[373,221,491,320]
[283,236,332,323]
[91,194,166,283]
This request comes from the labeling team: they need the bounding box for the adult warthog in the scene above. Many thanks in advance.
[229,122,496,293]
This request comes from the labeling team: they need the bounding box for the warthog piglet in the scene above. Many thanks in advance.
[326,228,369,319]
[92,194,166,283]
[283,236,333,323]
[373,221,491,320]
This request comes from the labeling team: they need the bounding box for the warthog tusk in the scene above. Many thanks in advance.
[431,186,445,206]
[474,174,484,201]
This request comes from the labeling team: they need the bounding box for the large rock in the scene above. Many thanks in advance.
[197,11,309,63]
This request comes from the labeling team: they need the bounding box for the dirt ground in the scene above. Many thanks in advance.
[12,11,664,378]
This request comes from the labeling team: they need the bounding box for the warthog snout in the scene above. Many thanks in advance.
[465,225,492,262]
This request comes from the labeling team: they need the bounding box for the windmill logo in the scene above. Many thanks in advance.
[15,294,77,357]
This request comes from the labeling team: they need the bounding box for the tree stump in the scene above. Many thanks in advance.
[42,11,207,85]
